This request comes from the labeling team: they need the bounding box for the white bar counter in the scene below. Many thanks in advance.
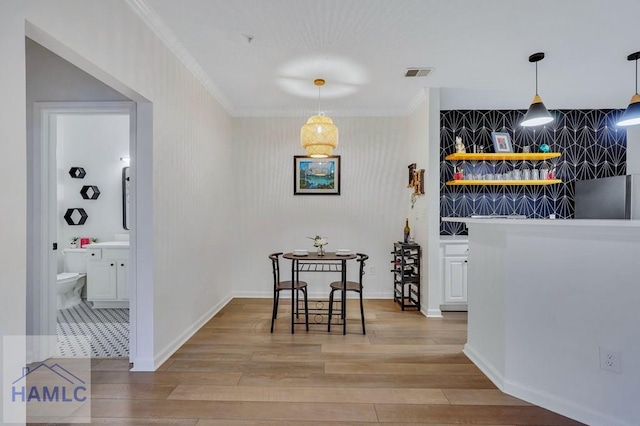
[442,217,640,426]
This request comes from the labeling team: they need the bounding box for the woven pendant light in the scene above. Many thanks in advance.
[301,79,338,158]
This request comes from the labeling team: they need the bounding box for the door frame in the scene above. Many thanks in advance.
[31,101,137,362]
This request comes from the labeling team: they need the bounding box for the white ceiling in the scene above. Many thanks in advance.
[137,0,640,117]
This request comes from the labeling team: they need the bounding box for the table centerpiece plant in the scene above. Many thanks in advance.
[308,235,328,256]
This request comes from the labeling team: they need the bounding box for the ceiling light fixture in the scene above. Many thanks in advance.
[521,52,554,127]
[301,79,338,158]
[617,51,640,127]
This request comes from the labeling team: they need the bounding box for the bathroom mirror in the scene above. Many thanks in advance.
[122,167,130,230]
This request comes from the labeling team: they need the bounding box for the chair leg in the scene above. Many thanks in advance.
[327,289,334,332]
[359,290,366,335]
[295,288,299,319]
[271,291,279,333]
[303,288,309,331]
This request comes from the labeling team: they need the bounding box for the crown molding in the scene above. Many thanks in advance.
[124,0,234,114]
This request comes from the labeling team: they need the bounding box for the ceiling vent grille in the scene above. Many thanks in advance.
[404,68,433,77]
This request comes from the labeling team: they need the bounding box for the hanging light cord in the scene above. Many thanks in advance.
[535,61,539,95]
[317,84,321,114]
[635,57,638,95]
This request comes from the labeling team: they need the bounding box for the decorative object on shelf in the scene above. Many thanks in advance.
[521,52,554,127]
[539,143,551,153]
[64,208,88,226]
[300,78,338,158]
[294,155,340,195]
[403,219,411,243]
[453,166,464,180]
[443,152,562,186]
[70,236,79,248]
[491,132,514,153]
[455,136,466,153]
[617,51,640,127]
[68,167,86,179]
[80,185,100,200]
[308,235,328,256]
[522,145,531,153]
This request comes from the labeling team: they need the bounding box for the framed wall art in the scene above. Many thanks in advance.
[294,155,341,195]
[491,132,514,153]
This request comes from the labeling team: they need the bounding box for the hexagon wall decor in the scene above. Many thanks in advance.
[80,185,101,200]
[64,208,88,226]
[69,167,86,178]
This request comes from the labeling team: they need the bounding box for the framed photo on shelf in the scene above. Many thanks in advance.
[491,132,513,153]
[293,155,341,195]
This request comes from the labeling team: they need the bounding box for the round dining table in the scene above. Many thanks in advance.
[282,251,357,334]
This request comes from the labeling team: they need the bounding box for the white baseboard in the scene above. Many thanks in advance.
[503,379,631,426]
[425,308,442,317]
[150,293,233,371]
[462,343,506,390]
[464,343,630,426]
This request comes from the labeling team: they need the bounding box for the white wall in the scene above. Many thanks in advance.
[2,0,234,378]
[626,126,640,174]
[405,89,442,317]
[463,220,640,426]
[231,116,410,298]
[57,114,129,261]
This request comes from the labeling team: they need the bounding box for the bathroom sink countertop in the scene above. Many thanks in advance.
[85,241,130,248]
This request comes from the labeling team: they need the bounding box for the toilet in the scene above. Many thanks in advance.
[56,248,87,310]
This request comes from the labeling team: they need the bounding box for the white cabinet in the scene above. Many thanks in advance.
[86,245,129,308]
[440,238,468,311]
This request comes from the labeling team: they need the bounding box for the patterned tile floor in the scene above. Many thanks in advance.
[56,300,129,358]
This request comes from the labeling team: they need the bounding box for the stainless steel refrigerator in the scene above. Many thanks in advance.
[574,175,640,219]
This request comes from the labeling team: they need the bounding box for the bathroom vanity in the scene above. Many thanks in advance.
[85,241,129,308]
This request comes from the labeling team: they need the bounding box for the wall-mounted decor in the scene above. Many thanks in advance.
[122,167,130,230]
[80,185,100,200]
[69,167,86,179]
[491,132,513,153]
[294,155,340,195]
[64,208,88,226]
[440,109,627,235]
[407,163,425,195]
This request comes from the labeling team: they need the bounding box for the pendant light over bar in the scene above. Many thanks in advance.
[617,51,640,127]
[301,79,338,158]
[521,52,554,127]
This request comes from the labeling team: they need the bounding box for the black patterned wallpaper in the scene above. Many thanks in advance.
[440,109,627,235]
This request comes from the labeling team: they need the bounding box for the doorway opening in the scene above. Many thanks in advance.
[31,102,136,361]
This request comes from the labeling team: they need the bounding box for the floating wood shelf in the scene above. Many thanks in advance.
[444,153,561,161]
[446,179,562,186]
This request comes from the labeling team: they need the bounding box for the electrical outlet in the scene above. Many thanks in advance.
[599,347,621,373]
[368,266,376,276]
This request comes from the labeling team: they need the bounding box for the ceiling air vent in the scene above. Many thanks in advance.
[404,68,433,77]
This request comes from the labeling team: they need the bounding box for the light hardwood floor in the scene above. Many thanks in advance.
[83,298,583,425]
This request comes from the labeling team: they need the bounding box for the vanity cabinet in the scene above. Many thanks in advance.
[444,152,562,186]
[440,238,468,311]
[391,242,421,310]
[86,245,129,308]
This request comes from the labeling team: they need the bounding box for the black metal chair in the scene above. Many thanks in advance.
[269,252,309,333]
[328,253,368,334]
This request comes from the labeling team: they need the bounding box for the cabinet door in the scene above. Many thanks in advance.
[443,256,468,303]
[87,261,117,300]
[116,260,129,301]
